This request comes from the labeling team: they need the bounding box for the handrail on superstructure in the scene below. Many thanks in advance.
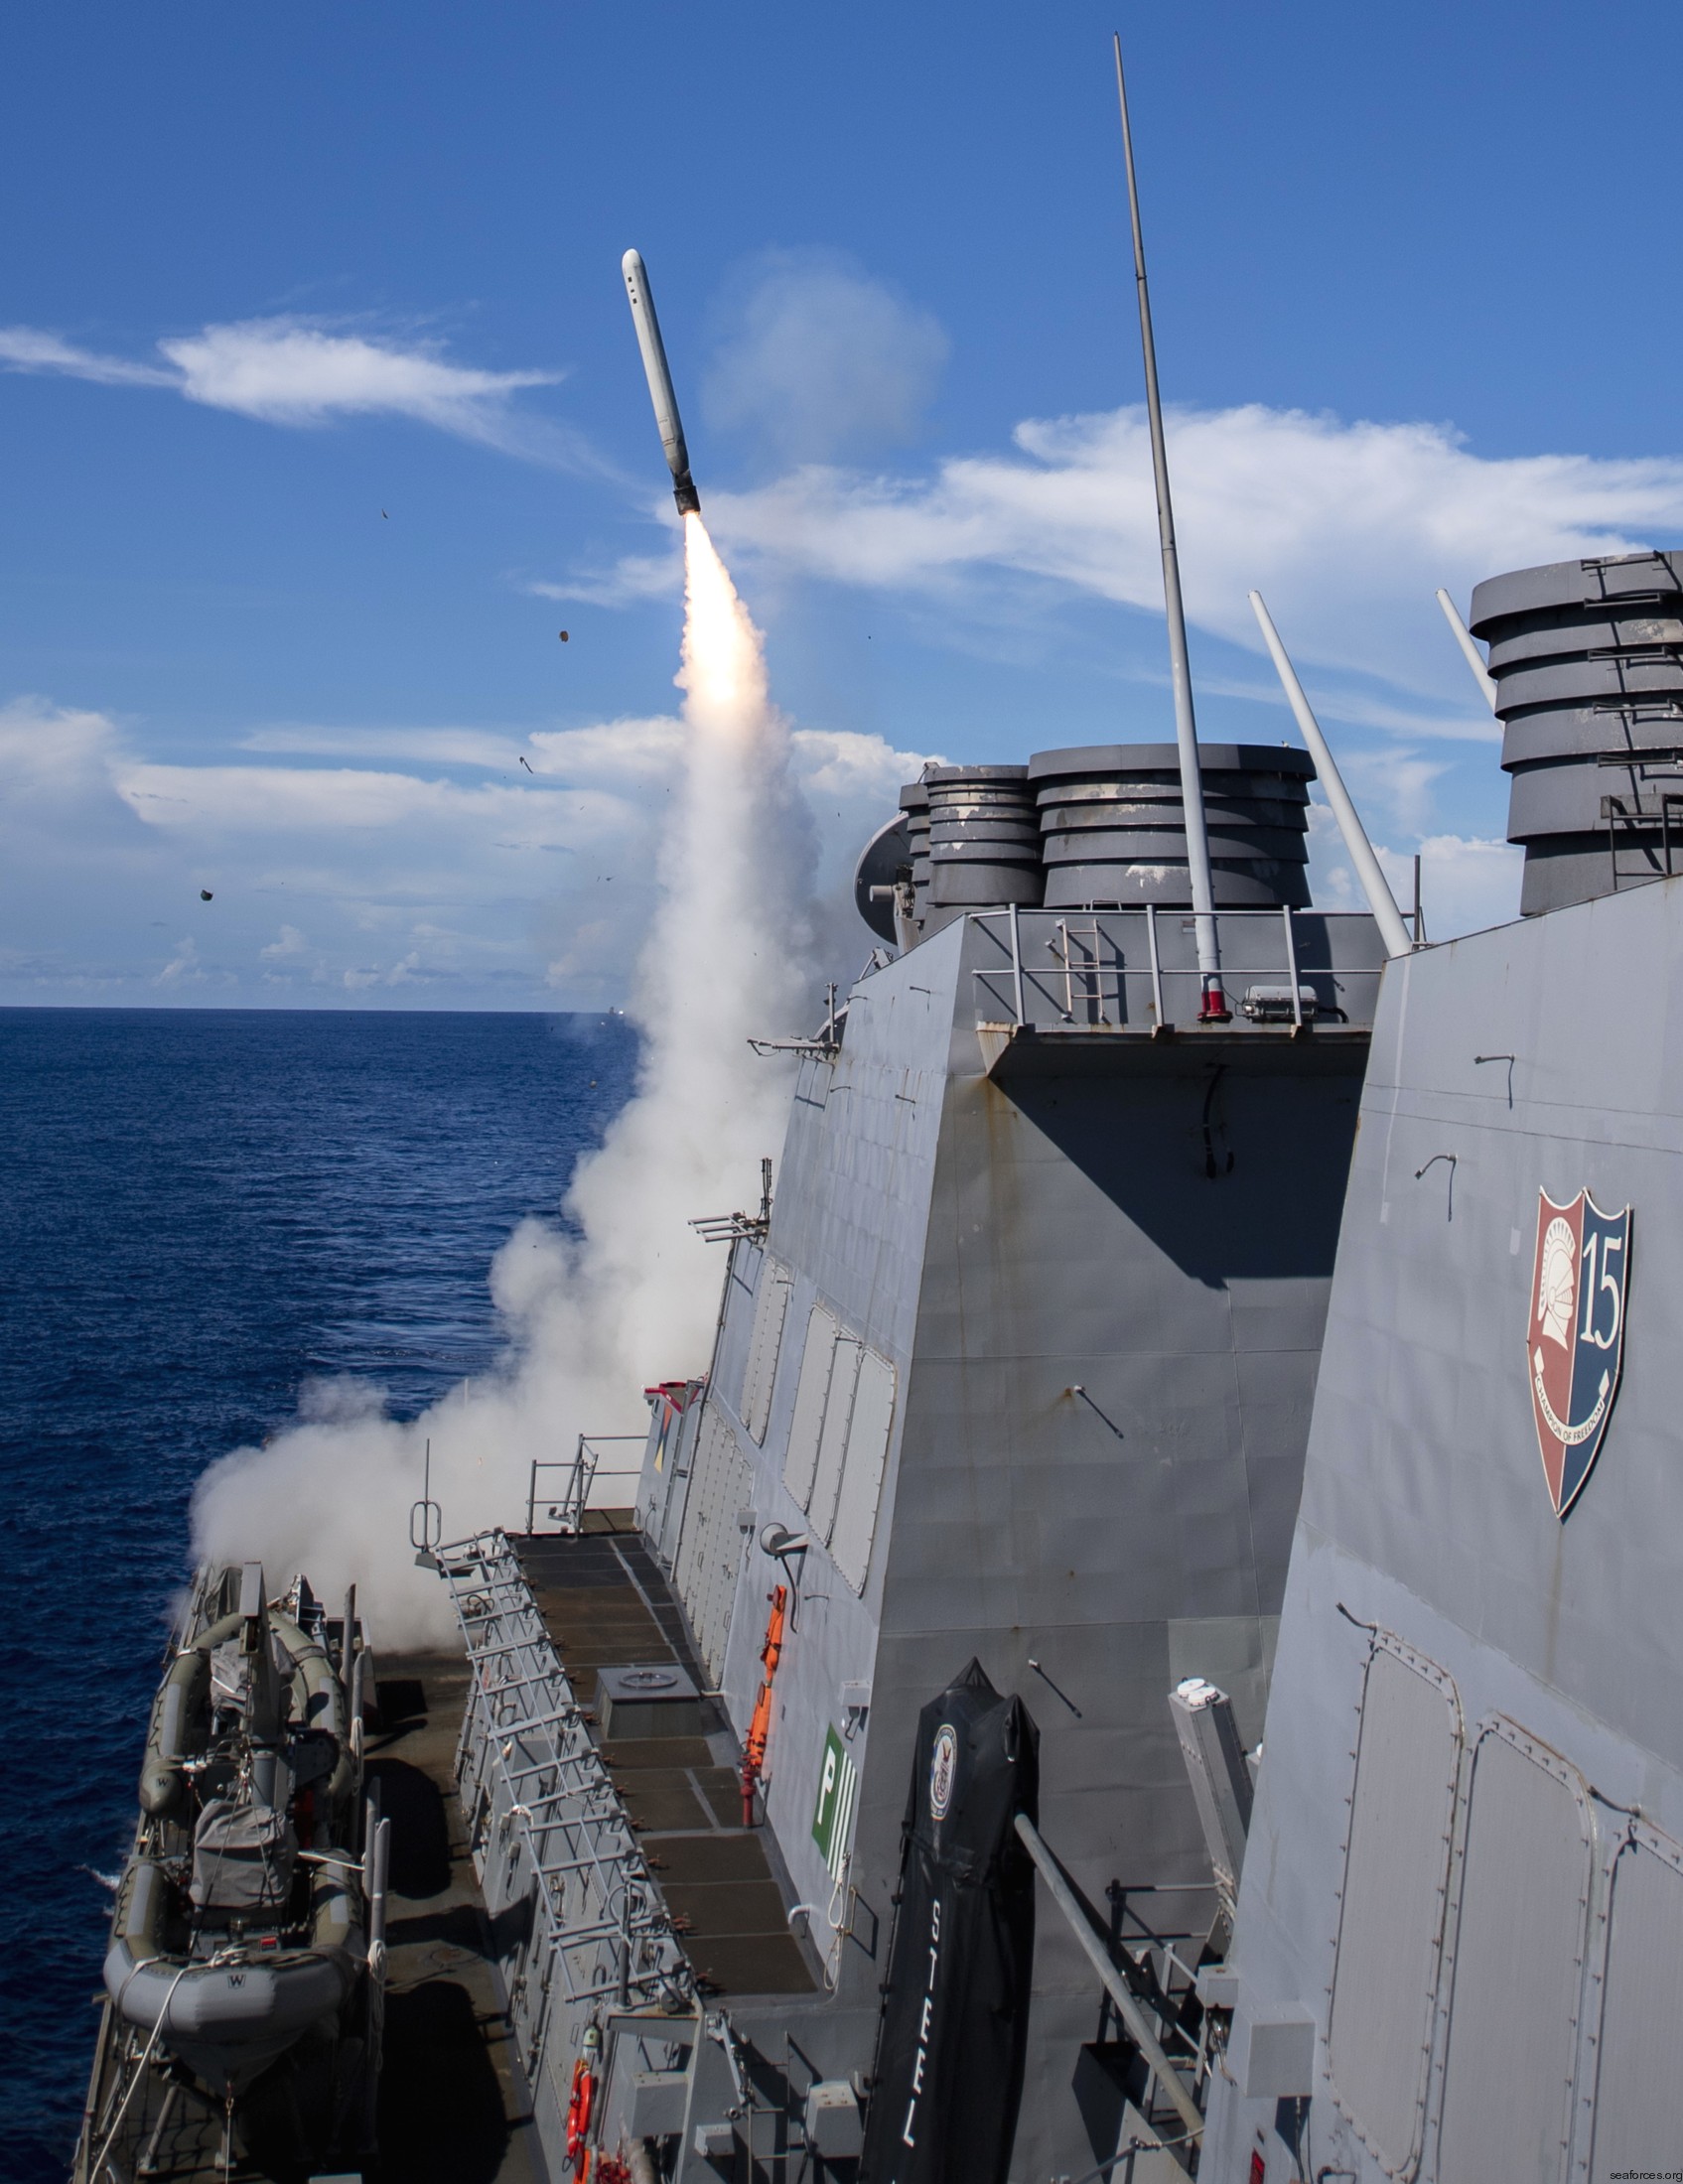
[966,903,1373,1033]
[525,1434,645,1536]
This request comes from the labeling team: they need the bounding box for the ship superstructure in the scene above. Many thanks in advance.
[1203,553,1683,2183]
[619,753,1388,2177]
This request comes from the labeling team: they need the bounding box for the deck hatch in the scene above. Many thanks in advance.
[1327,1637,1459,2178]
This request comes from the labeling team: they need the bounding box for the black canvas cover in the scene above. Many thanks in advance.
[861,1660,1039,2184]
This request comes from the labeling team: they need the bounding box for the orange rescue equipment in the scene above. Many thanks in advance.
[741,1582,788,1825]
[567,2047,598,2177]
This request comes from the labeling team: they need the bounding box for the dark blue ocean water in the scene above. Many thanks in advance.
[0,1008,637,2180]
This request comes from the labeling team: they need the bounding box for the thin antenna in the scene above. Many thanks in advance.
[1435,588,1499,713]
[1113,32,1224,1021]
[1249,591,1413,957]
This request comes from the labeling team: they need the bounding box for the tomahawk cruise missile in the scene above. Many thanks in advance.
[621,248,701,515]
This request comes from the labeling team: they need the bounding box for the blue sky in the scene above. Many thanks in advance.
[5,1,1683,1005]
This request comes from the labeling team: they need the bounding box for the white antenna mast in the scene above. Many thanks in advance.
[1435,588,1499,713]
[1113,31,1225,1021]
[1249,592,1414,958]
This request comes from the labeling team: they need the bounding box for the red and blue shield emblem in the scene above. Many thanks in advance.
[1527,1187,1632,1517]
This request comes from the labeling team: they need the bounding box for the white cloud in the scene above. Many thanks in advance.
[155,935,202,985]
[790,726,937,807]
[703,248,949,465]
[1388,834,1525,943]
[113,761,630,846]
[242,725,525,767]
[1334,745,1455,838]
[525,716,684,782]
[1308,801,1523,939]
[161,320,555,441]
[526,552,683,608]
[693,402,1683,704]
[343,949,426,991]
[0,327,174,387]
[0,316,572,460]
[0,693,125,795]
[0,688,937,1005]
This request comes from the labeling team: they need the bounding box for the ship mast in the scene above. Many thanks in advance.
[1112,33,1226,1020]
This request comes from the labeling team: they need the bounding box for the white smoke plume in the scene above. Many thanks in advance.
[191,517,819,1641]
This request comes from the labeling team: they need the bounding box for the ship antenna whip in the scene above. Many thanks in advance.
[1113,32,1225,1022]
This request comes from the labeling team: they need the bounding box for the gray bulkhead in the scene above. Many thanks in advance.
[642,904,1384,2176]
[1207,875,1683,2184]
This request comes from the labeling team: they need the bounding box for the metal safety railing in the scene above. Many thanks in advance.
[436,1529,694,2070]
[524,1433,645,1536]
[969,902,1367,1035]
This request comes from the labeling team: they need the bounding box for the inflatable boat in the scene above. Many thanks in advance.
[100,1563,381,2118]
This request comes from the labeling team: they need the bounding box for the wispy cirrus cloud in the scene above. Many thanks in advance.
[0,328,176,388]
[0,316,583,462]
[524,551,683,609]
[694,404,1683,698]
[520,401,1683,731]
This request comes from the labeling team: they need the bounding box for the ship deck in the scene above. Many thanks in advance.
[78,1513,812,2182]
[514,1513,816,2000]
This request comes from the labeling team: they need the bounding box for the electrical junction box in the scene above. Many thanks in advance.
[1227,2003,1316,2098]
[625,2069,689,2137]
[692,2119,738,2162]
[804,2079,863,2158]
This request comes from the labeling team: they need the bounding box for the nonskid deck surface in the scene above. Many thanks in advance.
[364,1649,542,2184]
[515,1515,818,1998]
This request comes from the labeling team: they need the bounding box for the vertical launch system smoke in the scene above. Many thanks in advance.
[192,269,818,1633]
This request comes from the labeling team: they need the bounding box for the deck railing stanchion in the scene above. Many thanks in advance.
[1281,905,1303,1027]
[1146,902,1167,1030]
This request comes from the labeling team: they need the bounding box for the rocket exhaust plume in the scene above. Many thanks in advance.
[191,415,817,1642]
[623,248,702,515]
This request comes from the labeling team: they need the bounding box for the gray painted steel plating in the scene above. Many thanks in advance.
[1206,871,1683,2181]
[640,900,1384,2179]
